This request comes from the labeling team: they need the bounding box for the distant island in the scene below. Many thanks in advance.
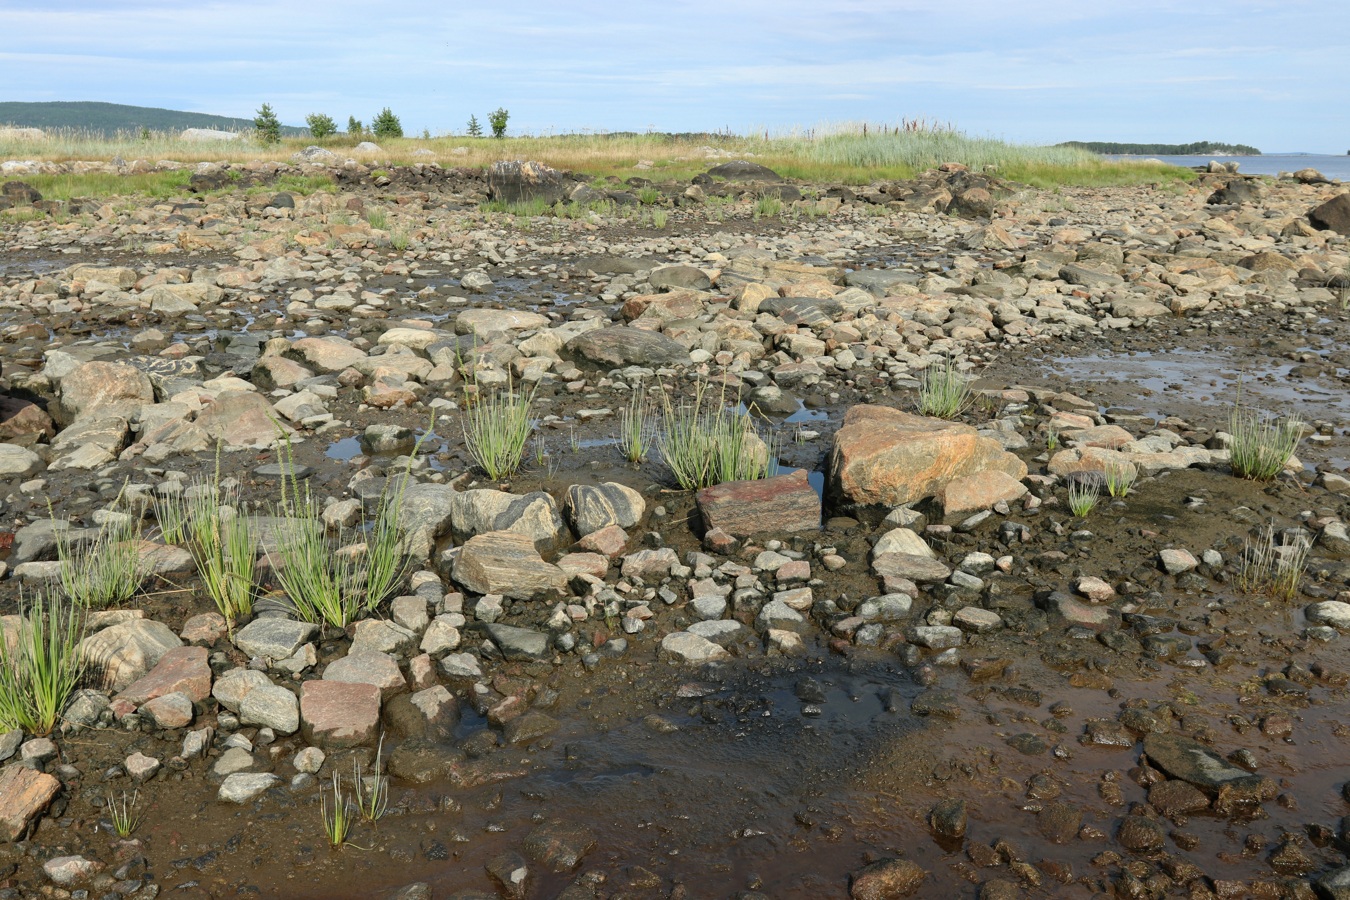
[0,100,305,135]
[1057,140,1261,156]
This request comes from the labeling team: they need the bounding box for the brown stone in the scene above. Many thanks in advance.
[1308,193,1350,235]
[830,405,1027,507]
[574,524,628,558]
[0,397,55,447]
[939,470,1027,518]
[113,645,211,707]
[300,680,382,749]
[696,468,820,537]
[0,766,60,842]
[57,361,154,425]
[452,531,567,600]
[850,858,927,898]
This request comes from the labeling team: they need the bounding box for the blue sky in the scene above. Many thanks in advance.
[2,0,1346,151]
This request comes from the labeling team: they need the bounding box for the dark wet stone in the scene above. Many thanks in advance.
[485,850,530,900]
[387,739,462,784]
[706,160,782,182]
[849,858,927,899]
[1119,708,1171,735]
[1005,733,1046,756]
[389,884,432,900]
[910,690,962,720]
[1142,734,1267,796]
[1268,837,1315,876]
[1116,815,1166,852]
[1309,192,1350,235]
[503,711,558,745]
[928,798,967,842]
[1318,864,1350,899]
[484,623,551,662]
[1082,720,1135,747]
[1037,801,1081,844]
[1148,780,1209,819]
[979,879,1021,900]
[794,677,826,703]
[421,839,449,861]
[523,820,597,872]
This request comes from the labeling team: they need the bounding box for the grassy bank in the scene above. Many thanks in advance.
[1,124,1193,193]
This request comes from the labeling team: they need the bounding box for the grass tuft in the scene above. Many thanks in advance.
[56,509,143,610]
[0,593,86,736]
[462,380,535,481]
[618,381,655,464]
[320,770,355,848]
[107,790,141,837]
[1237,523,1310,602]
[354,734,389,823]
[1067,480,1100,518]
[1228,400,1302,481]
[1103,462,1137,499]
[656,380,775,490]
[918,358,973,419]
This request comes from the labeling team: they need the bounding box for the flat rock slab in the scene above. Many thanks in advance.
[660,631,730,664]
[234,619,319,661]
[1142,734,1267,795]
[301,680,382,749]
[696,469,820,537]
[484,623,551,661]
[113,645,211,707]
[80,619,183,692]
[829,404,1027,507]
[452,531,566,600]
[322,651,406,699]
[0,765,60,841]
[566,327,689,368]
[218,773,281,804]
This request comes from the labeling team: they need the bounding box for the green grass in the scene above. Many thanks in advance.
[1237,523,1310,602]
[354,735,389,823]
[321,770,355,848]
[389,229,410,251]
[107,790,141,837]
[618,381,655,464]
[657,380,776,490]
[2,171,193,202]
[650,208,669,229]
[365,209,388,230]
[1103,462,1137,499]
[0,593,85,736]
[56,511,144,610]
[193,504,258,635]
[462,381,536,481]
[753,196,783,219]
[1228,402,1302,481]
[1067,480,1100,518]
[636,186,660,205]
[918,359,973,419]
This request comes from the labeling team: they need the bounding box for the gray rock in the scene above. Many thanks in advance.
[566,326,689,367]
[911,625,964,649]
[659,631,729,663]
[687,619,747,645]
[390,596,430,633]
[1142,733,1268,795]
[690,595,728,621]
[420,616,462,656]
[212,746,255,777]
[234,619,319,661]
[218,773,281,803]
[485,623,551,661]
[42,855,102,887]
[565,483,645,536]
[648,265,710,292]
[1317,865,1350,900]
[872,552,951,584]
[755,598,806,633]
[1159,548,1198,575]
[212,668,273,712]
[1307,601,1350,630]
[451,531,567,599]
[349,619,417,656]
[322,651,406,698]
[238,683,300,734]
[450,488,567,549]
[80,619,182,691]
[858,594,914,622]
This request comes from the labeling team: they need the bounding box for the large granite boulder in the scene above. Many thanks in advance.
[829,405,1027,507]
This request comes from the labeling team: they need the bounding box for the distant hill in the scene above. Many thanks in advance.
[0,101,306,135]
[1058,140,1261,156]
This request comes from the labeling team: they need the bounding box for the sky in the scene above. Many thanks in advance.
[1,0,1347,152]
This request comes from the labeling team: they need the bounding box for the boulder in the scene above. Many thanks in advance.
[238,683,300,734]
[829,405,1027,507]
[695,469,820,537]
[451,531,567,599]
[112,646,211,706]
[0,766,60,841]
[566,327,689,367]
[195,390,292,450]
[286,337,367,373]
[849,858,927,898]
[456,308,549,336]
[450,488,568,549]
[706,160,782,182]
[648,265,711,292]
[1142,734,1270,797]
[484,623,551,661]
[565,483,645,536]
[322,651,406,699]
[56,362,154,426]
[234,619,319,661]
[487,160,574,205]
[1309,193,1350,235]
[80,619,182,691]
[300,680,382,749]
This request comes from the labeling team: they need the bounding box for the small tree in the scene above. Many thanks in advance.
[466,114,483,137]
[489,107,509,139]
[254,103,281,146]
[306,113,337,140]
[371,108,403,139]
[347,116,364,136]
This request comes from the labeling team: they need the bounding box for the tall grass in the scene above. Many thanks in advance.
[1228,400,1302,481]
[3,123,1192,190]
[618,381,655,464]
[56,510,144,610]
[918,358,973,419]
[0,593,85,735]
[462,381,535,481]
[1237,523,1310,602]
[657,380,775,490]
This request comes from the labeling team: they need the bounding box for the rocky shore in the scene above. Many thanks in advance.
[0,153,1348,898]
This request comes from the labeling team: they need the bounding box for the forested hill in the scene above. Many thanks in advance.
[0,101,304,134]
[1058,140,1261,156]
